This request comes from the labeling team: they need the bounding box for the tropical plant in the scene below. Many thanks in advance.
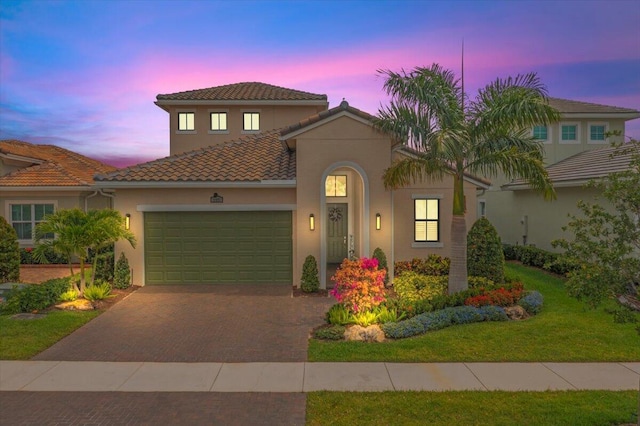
[33,208,136,295]
[326,303,353,325]
[467,217,505,284]
[300,254,320,293]
[113,252,132,289]
[351,310,379,327]
[83,281,114,301]
[0,216,20,283]
[374,64,559,294]
[330,257,386,313]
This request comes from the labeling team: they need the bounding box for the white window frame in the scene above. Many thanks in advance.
[478,199,487,217]
[6,201,57,244]
[532,125,550,144]
[559,122,580,144]
[209,111,229,134]
[242,111,260,132]
[588,122,608,144]
[177,111,196,133]
[411,194,442,248]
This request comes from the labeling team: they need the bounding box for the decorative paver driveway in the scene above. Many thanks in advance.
[33,284,333,362]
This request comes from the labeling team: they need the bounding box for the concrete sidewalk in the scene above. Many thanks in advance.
[2,361,639,392]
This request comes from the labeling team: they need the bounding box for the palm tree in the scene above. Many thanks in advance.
[374,64,560,294]
[34,208,136,295]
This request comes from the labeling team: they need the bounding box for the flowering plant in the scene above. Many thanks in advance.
[330,257,386,313]
[464,283,524,307]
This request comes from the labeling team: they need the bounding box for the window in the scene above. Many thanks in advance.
[10,203,54,241]
[560,123,579,143]
[243,112,260,131]
[589,123,607,143]
[325,175,347,197]
[210,112,227,131]
[414,198,439,242]
[532,125,548,141]
[478,200,486,217]
[178,112,195,131]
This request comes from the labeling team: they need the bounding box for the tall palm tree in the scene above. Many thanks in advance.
[374,64,560,294]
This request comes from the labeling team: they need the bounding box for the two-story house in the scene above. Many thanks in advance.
[96,82,489,287]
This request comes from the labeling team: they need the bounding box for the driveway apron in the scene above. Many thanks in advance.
[33,284,333,362]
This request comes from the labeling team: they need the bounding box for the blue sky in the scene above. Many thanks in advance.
[1,0,639,167]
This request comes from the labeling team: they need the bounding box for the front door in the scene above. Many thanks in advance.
[327,203,348,263]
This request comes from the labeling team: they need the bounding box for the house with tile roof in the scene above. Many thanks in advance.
[0,139,117,246]
[482,99,639,250]
[96,82,489,287]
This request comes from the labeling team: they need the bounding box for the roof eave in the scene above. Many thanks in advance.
[94,180,297,189]
[0,185,95,192]
[155,99,329,111]
[560,112,640,120]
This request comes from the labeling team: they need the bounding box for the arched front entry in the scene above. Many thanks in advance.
[320,161,370,288]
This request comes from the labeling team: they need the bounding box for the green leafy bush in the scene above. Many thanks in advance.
[59,289,79,302]
[19,246,67,264]
[467,217,505,284]
[0,216,20,283]
[518,291,544,315]
[467,276,496,290]
[326,303,353,325]
[314,325,345,340]
[0,278,70,314]
[92,245,114,283]
[393,272,447,302]
[113,252,131,289]
[351,310,379,327]
[300,254,320,293]
[83,281,114,301]
[372,247,389,284]
[375,306,406,323]
[394,254,450,277]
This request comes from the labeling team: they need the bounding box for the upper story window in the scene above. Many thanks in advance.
[560,123,579,144]
[210,112,227,131]
[10,203,54,241]
[532,125,548,141]
[178,112,195,131]
[243,112,260,131]
[588,123,608,144]
[414,198,439,242]
[325,175,347,197]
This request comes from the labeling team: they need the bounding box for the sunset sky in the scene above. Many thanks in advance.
[1,0,639,167]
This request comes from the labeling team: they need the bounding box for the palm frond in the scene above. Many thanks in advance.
[382,156,449,190]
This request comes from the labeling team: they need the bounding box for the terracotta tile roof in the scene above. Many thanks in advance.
[95,130,295,183]
[503,144,635,189]
[156,82,327,102]
[280,100,374,137]
[0,140,117,187]
[549,98,639,115]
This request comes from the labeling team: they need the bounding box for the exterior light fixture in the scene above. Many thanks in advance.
[125,214,131,230]
[309,214,315,231]
[376,213,381,230]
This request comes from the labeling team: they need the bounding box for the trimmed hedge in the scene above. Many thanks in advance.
[467,217,505,284]
[394,254,450,277]
[0,277,70,314]
[503,244,577,276]
[393,272,447,302]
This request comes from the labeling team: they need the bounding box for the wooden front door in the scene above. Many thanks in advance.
[327,203,348,263]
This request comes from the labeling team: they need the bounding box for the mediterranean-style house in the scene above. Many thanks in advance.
[0,139,116,247]
[483,99,640,251]
[95,82,489,287]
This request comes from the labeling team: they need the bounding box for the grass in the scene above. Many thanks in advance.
[306,391,638,426]
[308,263,640,362]
[0,310,100,359]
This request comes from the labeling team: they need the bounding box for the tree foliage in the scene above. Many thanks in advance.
[374,64,559,294]
[553,140,640,308]
[0,216,20,283]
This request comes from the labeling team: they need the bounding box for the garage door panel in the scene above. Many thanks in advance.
[145,211,292,284]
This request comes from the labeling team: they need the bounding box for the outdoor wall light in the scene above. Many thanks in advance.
[125,213,131,230]
[309,214,315,231]
[376,213,381,230]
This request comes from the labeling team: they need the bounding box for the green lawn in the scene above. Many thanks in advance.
[309,263,640,362]
[0,310,99,359]
[306,391,638,426]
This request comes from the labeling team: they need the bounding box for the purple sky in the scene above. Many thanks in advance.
[1,0,639,167]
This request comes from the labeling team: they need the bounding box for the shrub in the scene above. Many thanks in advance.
[351,310,379,327]
[450,305,484,324]
[372,247,389,284]
[467,276,496,290]
[394,254,450,277]
[113,252,131,289]
[314,325,345,340]
[464,283,525,308]
[393,272,447,302]
[467,217,505,284]
[518,291,544,315]
[326,303,353,325]
[0,277,70,314]
[477,305,509,321]
[83,281,114,301]
[381,317,426,339]
[300,255,320,293]
[59,289,79,302]
[0,216,20,283]
[330,257,386,313]
[19,246,67,264]
[93,245,115,283]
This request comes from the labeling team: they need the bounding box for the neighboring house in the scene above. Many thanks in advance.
[482,98,640,250]
[0,139,117,247]
[95,82,489,287]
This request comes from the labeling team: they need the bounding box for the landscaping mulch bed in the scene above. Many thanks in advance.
[86,286,140,310]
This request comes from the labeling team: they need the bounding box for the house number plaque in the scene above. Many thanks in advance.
[210,192,223,203]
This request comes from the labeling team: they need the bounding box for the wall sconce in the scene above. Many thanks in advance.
[376,213,381,230]
[309,214,315,231]
[125,214,131,230]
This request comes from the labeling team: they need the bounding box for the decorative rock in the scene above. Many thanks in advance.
[55,299,94,311]
[505,305,529,320]
[344,324,385,342]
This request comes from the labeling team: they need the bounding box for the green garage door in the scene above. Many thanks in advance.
[144,211,292,284]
